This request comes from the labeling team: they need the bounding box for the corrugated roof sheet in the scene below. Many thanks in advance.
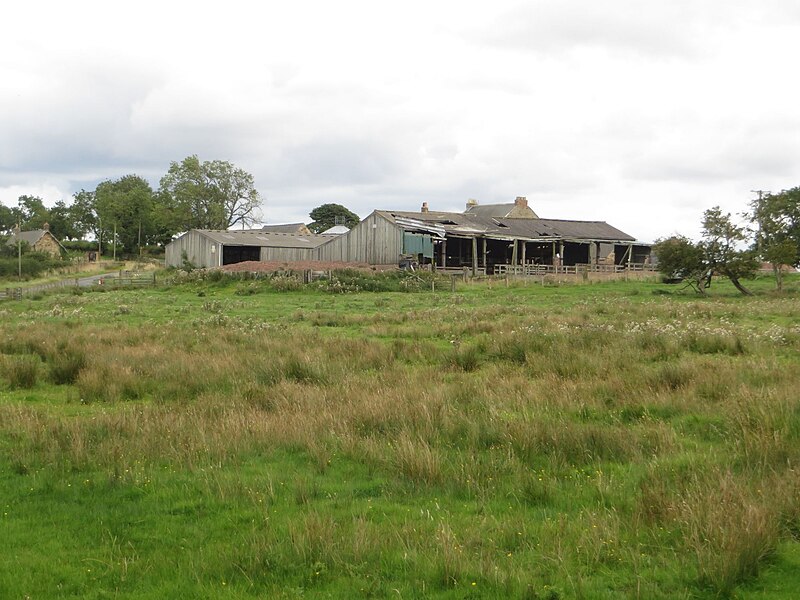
[193,230,331,248]
[259,223,310,234]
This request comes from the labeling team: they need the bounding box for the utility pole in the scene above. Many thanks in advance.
[17,198,22,281]
[17,222,22,282]
[750,189,770,201]
[113,222,117,261]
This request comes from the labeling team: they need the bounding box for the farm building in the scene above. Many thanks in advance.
[165,197,652,273]
[165,230,332,268]
[6,224,65,259]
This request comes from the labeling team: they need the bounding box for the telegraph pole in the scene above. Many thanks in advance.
[17,198,22,281]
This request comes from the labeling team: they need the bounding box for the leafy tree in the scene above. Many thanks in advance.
[48,200,81,241]
[750,188,800,291]
[0,204,16,235]
[17,195,51,230]
[158,155,261,231]
[654,207,757,296]
[653,235,709,292]
[700,206,758,296]
[68,190,99,241]
[307,203,360,233]
[95,175,156,255]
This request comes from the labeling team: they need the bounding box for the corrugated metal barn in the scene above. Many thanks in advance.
[165,230,331,268]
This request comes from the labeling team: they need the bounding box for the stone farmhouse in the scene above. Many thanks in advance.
[7,224,65,259]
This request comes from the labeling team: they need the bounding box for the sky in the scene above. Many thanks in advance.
[1,0,799,242]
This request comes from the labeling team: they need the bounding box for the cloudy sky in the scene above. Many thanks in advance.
[2,0,799,241]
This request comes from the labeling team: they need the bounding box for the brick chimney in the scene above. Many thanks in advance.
[514,196,528,208]
[421,202,429,213]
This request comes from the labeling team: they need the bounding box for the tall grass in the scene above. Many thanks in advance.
[2,277,800,597]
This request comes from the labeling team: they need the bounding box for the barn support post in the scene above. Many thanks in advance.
[472,237,478,277]
[511,240,518,277]
[520,241,526,275]
[552,242,557,268]
[440,239,447,269]
[482,238,487,272]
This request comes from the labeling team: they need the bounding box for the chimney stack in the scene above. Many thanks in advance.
[515,196,528,208]
[43,222,50,231]
[421,202,429,213]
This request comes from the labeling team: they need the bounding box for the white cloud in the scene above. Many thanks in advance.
[1,0,799,245]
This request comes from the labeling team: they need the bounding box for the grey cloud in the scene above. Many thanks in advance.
[259,139,407,188]
[472,1,727,59]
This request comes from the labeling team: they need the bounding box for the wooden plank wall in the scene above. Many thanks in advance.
[260,247,316,262]
[314,212,402,264]
[165,231,219,268]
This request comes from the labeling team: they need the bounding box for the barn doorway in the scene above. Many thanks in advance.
[222,245,260,265]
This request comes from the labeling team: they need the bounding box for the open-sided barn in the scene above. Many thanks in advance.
[165,197,651,273]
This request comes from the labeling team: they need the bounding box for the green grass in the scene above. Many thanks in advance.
[1,272,799,598]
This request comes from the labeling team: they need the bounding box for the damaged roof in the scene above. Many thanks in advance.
[375,210,636,242]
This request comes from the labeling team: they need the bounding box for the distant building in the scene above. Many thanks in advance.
[320,225,350,235]
[464,196,539,219]
[7,224,65,259]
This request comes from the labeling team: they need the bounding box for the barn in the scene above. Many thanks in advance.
[165,197,652,273]
[315,197,651,274]
[165,229,330,268]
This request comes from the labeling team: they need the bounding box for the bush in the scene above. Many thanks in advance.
[1,354,41,389]
[0,253,63,280]
[48,347,87,385]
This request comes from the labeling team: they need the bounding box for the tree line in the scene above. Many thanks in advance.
[654,188,800,293]
[0,156,261,255]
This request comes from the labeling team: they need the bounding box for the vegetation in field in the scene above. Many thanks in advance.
[1,274,799,598]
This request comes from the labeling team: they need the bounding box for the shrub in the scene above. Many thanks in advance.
[2,354,41,389]
[48,346,86,385]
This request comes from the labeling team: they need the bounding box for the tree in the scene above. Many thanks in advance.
[0,204,16,235]
[68,190,99,241]
[750,188,800,291]
[700,206,758,296]
[307,203,360,233]
[48,200,81,241]
[95,175,156,255]
[17,195,51,230]
[653,235,710,293]
[158,155,262,231]
[653,207,758,296]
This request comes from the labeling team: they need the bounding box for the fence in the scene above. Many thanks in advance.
[98,272,157,288]
[493,263,657,276]
[1,271,157,301]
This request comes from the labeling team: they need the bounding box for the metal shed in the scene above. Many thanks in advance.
[165,229,330,268]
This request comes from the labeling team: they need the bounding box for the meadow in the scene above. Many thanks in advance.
[1,271,799,599]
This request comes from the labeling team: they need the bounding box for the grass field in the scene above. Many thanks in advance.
[1,271,799,598]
